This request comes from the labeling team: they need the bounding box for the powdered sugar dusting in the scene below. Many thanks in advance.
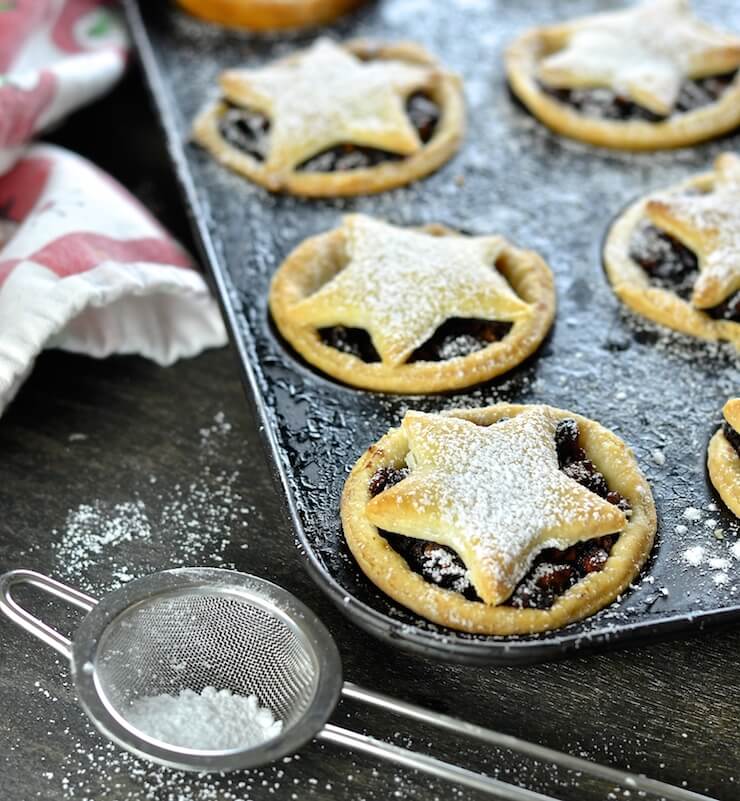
[421,546,473,595]
[371,407,625,604]
[219,38,431,172]
[682,545,704,566]
[127,687,282,751]
[649,153,740,307]
[52,413,252,594]
[55,502,152,584]
[538,0,737,114]
[678,517,740,599]
[293,214,527,366]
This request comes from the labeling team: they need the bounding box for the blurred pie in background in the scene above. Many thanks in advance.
[176,0,364,30]
[506,0,740,150]
[193,38,464,197]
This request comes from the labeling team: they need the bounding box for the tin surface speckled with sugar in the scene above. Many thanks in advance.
[125,0,740,664]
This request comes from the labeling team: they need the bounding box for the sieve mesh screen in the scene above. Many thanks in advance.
[93,592,318,748]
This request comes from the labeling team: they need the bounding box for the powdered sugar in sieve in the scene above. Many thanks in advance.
[127,687,282,751]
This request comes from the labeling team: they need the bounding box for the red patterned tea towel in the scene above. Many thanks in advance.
[0,1,228,412]
[0,145,227,410]
[1,0,129,172]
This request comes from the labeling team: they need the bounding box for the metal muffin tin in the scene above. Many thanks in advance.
[124,0,740,664]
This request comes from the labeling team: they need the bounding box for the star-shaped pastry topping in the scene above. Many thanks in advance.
[646,153,740,309]
[365,408,626,606]
[539,0,740,115]
[219,38,434,174]
[290,215,531,366]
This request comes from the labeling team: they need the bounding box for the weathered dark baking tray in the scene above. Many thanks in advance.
[124,0,740,664]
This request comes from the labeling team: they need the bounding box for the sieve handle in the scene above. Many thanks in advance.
[319,723,558,801]
[0,570,97,661]
[342,683,715,801]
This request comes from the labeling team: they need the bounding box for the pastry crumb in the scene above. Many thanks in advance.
[650,449,666,466]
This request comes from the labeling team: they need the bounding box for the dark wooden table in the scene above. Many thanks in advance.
[1,68,738,801]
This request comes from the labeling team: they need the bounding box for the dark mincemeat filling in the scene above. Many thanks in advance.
[410,319,513,362]
[218,103,270,161]
[319,326,380,363]
[723,421,740,457]
[368,418,631,611]
[629,223,740,323]
[540,70,738,122]
[218,92,439,172]
[318,318,513,364]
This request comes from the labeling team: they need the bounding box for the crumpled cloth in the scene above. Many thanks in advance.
[0,0,227,412]
[1,0,129,172]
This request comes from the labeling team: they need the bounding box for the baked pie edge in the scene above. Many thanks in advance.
[340,403,657,636]
[192,40,465,197]
[603,167,740,348]
[177,0,364,31]
[504,24,740,151]
[268,221,556,394]
[707,403,740,518]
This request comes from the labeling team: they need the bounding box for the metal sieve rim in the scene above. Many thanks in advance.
[70,568,342,772]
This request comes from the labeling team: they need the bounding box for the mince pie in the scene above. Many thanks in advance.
[269,214,555,393]
[604,153,740,347]
[708,398,740,518]
[177,0,363,30]
[341,404,656,635]
[193,38,464,197]
[505,0,740,150]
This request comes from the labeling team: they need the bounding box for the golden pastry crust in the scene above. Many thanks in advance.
[707,400,740,517]
[269,219,555,394]
[176,0,363,31]
[603,162,740,348]
[192,40,464,197]
[341,404,657,636]
[724,398,740,433]
[505,15,740,151]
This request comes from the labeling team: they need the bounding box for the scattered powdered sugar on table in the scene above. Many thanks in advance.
[51,700,569,801]
[199,410,232,452]
[682,546,704,567]
[51,413,255,594]
[55,501,152,583]
[127,687,282,751]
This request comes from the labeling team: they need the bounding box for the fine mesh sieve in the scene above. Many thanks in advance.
[0,568,338,773]
[0,568,714,801]
[94,593,317,736]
